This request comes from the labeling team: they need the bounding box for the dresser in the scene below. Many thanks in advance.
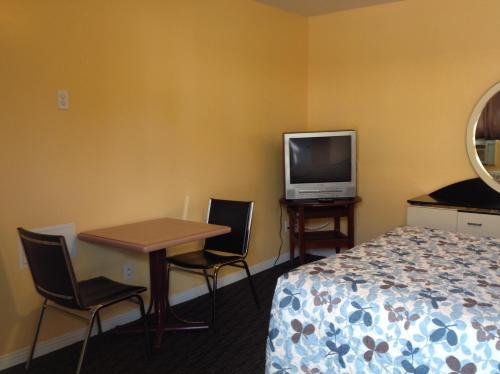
[407,178,500,238]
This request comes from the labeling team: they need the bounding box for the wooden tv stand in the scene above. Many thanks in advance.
[280,197,361,265]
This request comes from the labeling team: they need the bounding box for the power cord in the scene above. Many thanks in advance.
[273,201,284,267]
[273,203,334,267]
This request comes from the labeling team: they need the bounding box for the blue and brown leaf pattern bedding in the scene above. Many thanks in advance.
[266,226,500,373]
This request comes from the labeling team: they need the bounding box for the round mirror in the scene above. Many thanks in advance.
[466,82,500,193]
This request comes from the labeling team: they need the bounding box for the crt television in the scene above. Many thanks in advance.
[283,130,357,200]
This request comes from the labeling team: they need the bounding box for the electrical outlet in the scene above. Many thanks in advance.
[283,221,290,232]
[57,90,69,110]
[123,263,133,280]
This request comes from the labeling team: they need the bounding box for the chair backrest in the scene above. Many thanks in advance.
[203,199,254,256]
[18,228,82,309]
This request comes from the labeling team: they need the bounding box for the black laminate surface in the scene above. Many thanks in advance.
[408,178,500,213]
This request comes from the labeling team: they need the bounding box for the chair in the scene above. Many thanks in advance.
[18,228,150,374]
[165,198,259,328]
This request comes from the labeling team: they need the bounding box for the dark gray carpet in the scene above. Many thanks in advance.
[3,257,320,374]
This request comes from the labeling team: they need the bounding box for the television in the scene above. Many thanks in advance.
[283,130,357,200]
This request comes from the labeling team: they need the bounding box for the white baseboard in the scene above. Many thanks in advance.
[0,308,142,371]
[0,252,292,371]
[169,251,290,306]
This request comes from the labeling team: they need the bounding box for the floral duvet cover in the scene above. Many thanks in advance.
[266,226,500,374]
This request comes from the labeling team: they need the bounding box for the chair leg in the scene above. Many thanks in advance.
[242,261,260,308]
[211,269,219,330]
[96,312,103,335]
[202,269,213,295]
[75,309,98,374]
[26,299,48,371]
[136,295,151,359]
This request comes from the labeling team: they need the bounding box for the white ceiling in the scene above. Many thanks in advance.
[254,0,404,16]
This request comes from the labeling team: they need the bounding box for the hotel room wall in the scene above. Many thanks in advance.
[0,0,307,355]
[308,0,500,243]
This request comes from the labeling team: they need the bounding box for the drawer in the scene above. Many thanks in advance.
[407,205,457,232]
[457,212,500,238]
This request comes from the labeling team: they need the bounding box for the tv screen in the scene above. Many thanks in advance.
[289,136,352,184]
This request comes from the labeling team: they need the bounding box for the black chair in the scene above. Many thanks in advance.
[18,228,150,374]
[165,198,259,328]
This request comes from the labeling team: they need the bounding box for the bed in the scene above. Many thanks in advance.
[266,226,500,373]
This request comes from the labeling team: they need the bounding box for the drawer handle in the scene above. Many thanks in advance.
[467,222,483,227]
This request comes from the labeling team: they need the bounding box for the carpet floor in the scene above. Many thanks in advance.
[3,256,320,374]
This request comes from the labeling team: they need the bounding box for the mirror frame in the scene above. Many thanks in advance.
[466,81,500,194]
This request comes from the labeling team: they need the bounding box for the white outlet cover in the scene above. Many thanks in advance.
[57,90,69,110]
[123,263,133,280]
[19,223,77,268]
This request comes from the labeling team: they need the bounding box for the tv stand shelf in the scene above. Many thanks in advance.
[300,230,349,244]
[280,197,361,265]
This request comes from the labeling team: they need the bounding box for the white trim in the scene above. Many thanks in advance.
[169,251,290,306]
[0,252,292,370]
[0,308,141,371]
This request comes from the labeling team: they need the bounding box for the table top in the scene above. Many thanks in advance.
[78,217,231,253]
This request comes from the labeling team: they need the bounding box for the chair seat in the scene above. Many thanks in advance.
[166,250,242,270]
[78,276,146,308]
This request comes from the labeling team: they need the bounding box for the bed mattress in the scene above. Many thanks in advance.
[266,226,500,373]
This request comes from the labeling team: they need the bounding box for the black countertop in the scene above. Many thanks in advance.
[407,178,500,213]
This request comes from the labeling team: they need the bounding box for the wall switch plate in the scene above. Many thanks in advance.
[57,90,69,110]
[19,223,77,268]
[123,263,133,280]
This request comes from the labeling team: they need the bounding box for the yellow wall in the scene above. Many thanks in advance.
[308,0,500,242]
[0,0,307,355]
[3,0,500,360]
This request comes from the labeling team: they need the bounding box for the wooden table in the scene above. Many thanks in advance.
[78,217,230,351]
[280,197,361,265]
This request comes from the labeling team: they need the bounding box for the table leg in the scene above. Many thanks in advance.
[114,249,209,351]
[149,250,167,351]
[147,250,209,351]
